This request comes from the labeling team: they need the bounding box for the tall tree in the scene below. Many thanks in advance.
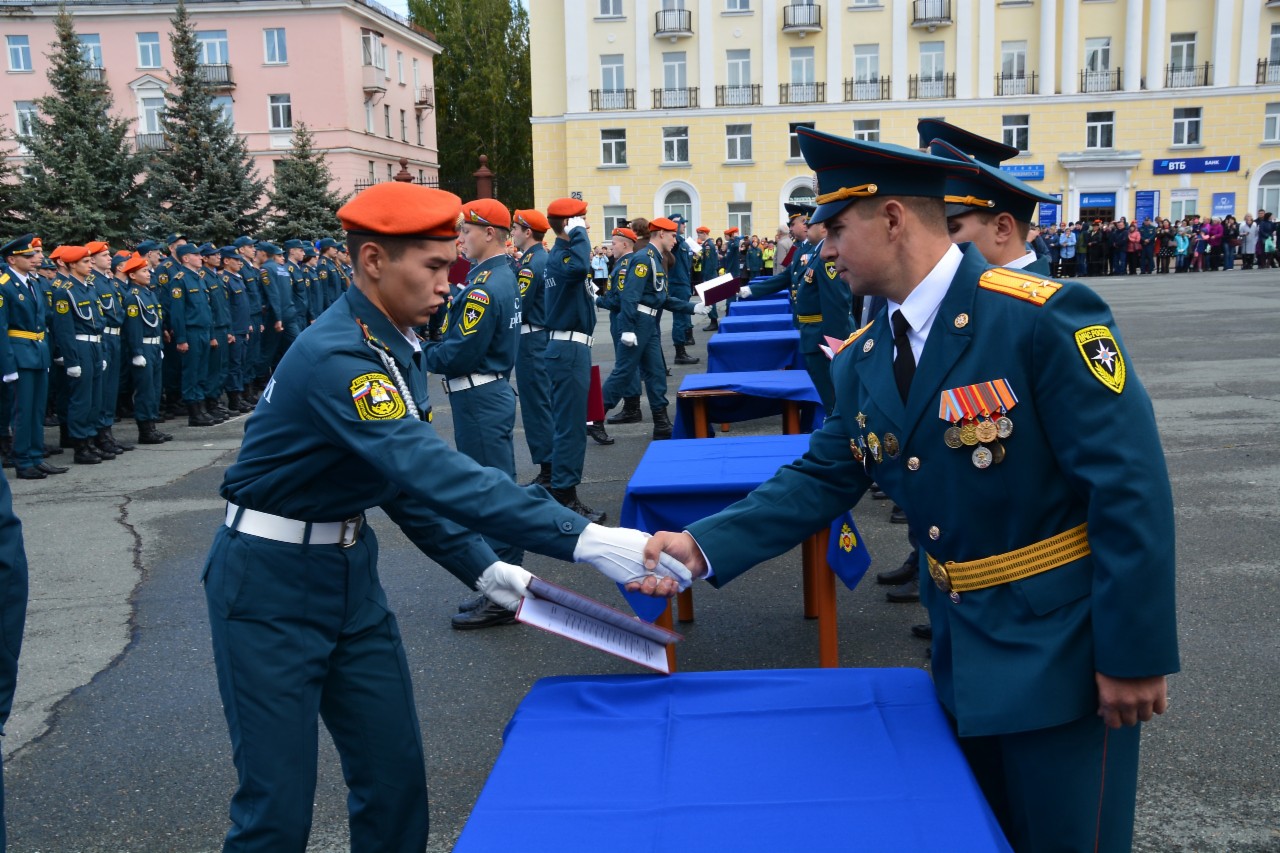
[0,127,23,235]
[13,6,145,244]
[137,0,267,243]
[263,123,347,242]
[408,0,533,208]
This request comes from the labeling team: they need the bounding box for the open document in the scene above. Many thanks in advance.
[694,272,738,306]
[517,577,683,674]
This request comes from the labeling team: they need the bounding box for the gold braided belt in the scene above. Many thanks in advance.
[7,330,44,341]
[796,313,823,324]
[926,523,1090,593]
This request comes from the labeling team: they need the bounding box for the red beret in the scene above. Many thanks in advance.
[60,245,89,263]
[338,183,462,239]
[119,253,148,276]
[696,226,710,234]
[611,227,637,242]
[513,208,550,232]
[30,237,42,249]
[649,217,677,233]
[547,197,587,217]
[86,240,110,255]
[724,227,739,235]
[461,198,512,230]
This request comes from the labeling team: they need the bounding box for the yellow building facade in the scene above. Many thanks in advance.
[531,0,1280,235]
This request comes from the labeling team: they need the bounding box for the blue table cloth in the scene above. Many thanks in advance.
[706,329,803,373]
[456,668,1011,853]
[729,297,791,317]
[717,314,795,334]
[671,370,825,439]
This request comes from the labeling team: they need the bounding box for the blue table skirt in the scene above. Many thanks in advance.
[729,298,791,317]
[717,314,796,334]
[456,668,1011,853]
[672,371,825,439]
[706,330,803,373]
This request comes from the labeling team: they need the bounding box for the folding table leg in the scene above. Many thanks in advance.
[676,588,695,623]
[692,399,710,439]
[813,528,839,668]
[658,603,678,673]
[782,401,801,435]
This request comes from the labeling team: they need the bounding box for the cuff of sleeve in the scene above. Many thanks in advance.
[686,530,716,580]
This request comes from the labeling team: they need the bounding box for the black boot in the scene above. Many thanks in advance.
[524,462,553,487]
[233,391,255,413]
[188,403,215,427]
[44,445,64,456]
[0,435,13,469]
[702,317,719,332]
[107,427,134,451]
[203,400,227,424]
[549,486,606,525]
[586,420,614,446]
[73,439,102,465]
[207,397,231,420]
[137,421,166,445]
[651,407,673,440]
[60,424,76,449]
[685,329,695,346]
[674,345,700,365]
[93,433,117,460]
[606,397,642,425]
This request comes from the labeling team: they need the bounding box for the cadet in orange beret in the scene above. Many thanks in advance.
[509,208,555,489]
[201,182,692,852]
[84,241,134,454]
[47,247,112,464]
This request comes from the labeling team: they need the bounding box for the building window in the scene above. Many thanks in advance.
[212,94,233,125]
[663,126,689,164]
[788,121,814,159]
[1172,107,1201,147]
[364,98,375,133]
[664,189,692,224]
[920,41,945,81]
[397,51,404,84]
[1171,193,1198,222]
[1265,103,1280,143]
[367,160,376,181]
[663,51,687,92]
[601,128,627,165]
[13,101,37,136]
[137,32,161,68]
[264,28,287,64]
[416,112,424,145]
[1084,37,1110,73]
[361,30,386,69]
[726,123,752,161]
[387,163,394,180]
[139,96,165,134]
[7,35,32,72]
[196,30,229,65]
[1002,114,1029,152]
[1259,173,1280,217]
[400,109,407,141]
[1169,33,1195,70]
[268,94,292,130]
[853,44,879,82]
[727,202,752,236]
[1085,111,1113,149]
[412,57,420,89]
[601,54,625,91]
[852,119,880,142]
[1001,40,1027,78]
[726,49,750,86]
[790,46,815,101]
[599,0,623,15]
[383,104,392,137]
[789,184,816,206]
[1272,24,1280,64]
[726,0,750,10]
[603,205,628,233]
[80,34,103,68]
[850,0,879,6]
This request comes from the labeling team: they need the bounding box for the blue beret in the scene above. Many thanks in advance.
[929,140,1061,223]
[0,233,38,257]
[175,244,200,258]
[283,239,306,250]
[917,119,1019,167]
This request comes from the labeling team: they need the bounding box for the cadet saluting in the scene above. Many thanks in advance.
[203,183,689,853]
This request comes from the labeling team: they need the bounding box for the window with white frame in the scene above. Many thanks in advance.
[367,160,376,181]
[664,189,692,224]
[726,123,752,161]
[726,0,750,10]
[400,109,407,141]
[364,98,375,133]
[387,163,394,180]
[416,112,424,145]
[7,35,32,72]
[1002,114,1029,151]
[852,119,880,141]
[1171,193,1198,222]
[196,30,229,65]
[13,101,37,137]
[268,94,292,130]
[727,202,752,237]
[139,96,165,134]
[1272,24,1280,64]
[663,51,687,91]
[413,57,420,89]
[850,0,879,6]
[788,121,814,159]
[212,95,233,125]
[853,44,878,81]
[1084,37,1110,72]
[362,30,386,68]
[1172,107,1201,146]
[663,126,689,164]
[603,205,628,234]
[1001,41,1027,77]
[264,28,287,64]
[727,49,750,86]
[599,0,623,15]
[80,34,103,68]
[1085,111,1113,149]
[137,32,161,68]
[1169,33,1195,70]
[601,128,627,165]
[788,184,816,206]
[919,41,944,80]
[1265,103,1280,143]
[601,54,625,91]
[397,51,404,84]
[790,46,815,85]
[383,104,391,137]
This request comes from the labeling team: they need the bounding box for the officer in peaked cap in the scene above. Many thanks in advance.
[282,238,310,339]
[741,201,816,306]
[201,181,690,851]
[642,125,1178,853]
[917,117,1021,167]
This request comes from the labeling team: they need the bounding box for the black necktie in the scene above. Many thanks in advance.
[891,309,915,403]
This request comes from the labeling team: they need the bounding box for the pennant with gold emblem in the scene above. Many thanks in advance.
[1074,325,1126,393]
[350,372,407,420]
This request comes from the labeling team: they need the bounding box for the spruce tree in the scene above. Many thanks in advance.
[0,130,22,235]
[137,0,267,244]
[263,123,348,242]
[14,6,144,244]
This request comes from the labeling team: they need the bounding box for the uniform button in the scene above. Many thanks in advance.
[560,520,574,533]
[907,456,920,471]
[928,526,941,541]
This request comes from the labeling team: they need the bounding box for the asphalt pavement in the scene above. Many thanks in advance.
[2,268,1278,852]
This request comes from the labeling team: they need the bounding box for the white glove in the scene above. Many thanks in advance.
[738,285,752,300]
[102,360,108,371]
[476,561,533,613]
[693,303,711,316]
[66,365,82,379]
[2,373,17,384]
[620,331,637,347]
[572,523,693,592]
[565,216,588,234]
[131,355,146,367]
[54,357,64,366]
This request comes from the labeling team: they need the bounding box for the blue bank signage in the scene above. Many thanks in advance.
[1001,163,1046,182]
[1135,190,1160,223]
[1038,194,1061,227]
[1152,156,1240,175]
[1080,193,1116,207]
[1212,192,1236,217]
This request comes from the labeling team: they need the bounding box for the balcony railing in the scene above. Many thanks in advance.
[652,87,699,108]
[912,0,952,27]
[843,77,890,101]
[85,66,105,82]
[780,82,825,104]
[995,71,1037,96]
[782,4,822,33]
[654,9,693,38]
[197,63,234,87]
[1080,68,1122,92]
[715,84,761,106]
[1258,58,1280,84]
[414,86,434,109]
[590,88,635,110]
[1165,62,1211,88]
[133,133,169,152]
[909,73,955,99]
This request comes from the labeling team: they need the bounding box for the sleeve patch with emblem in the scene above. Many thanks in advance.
[350,372,407,420]
[461,301,486,334]
[466,289,490,305]
[158,274,169,285]
[172,287,183,299]
[56,299,70,314]
[127,305,139,317]
[1073,325,1126,394]
[517,270,534,294]
[825,261,838,279]
[634,263,648,279]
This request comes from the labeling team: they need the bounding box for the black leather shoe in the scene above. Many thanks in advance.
[889,505,908,524]
[524,462,553,488]
[450,597,517,630]
[885,578,920,603]
[37,461,69,475]
[876,559,918,586]
[457,593,486,613]
[702,318,719,332]
[44,446,64,456]
[15,467,46,480]
[911,624,933,640]
[869,484,888,500]
[673,346,699,365]
[586,421,614,446]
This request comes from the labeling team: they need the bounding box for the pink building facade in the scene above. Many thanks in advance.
[1,0,442,194]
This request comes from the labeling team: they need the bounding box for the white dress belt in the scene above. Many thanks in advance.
[636,304,659,317]
[519,323,545,334]
[443,372,502,394]
[142,336,162,345]
[224,502,364,547]
[74,334,102,343]
[103,327,121,335]
[548,330,594,346]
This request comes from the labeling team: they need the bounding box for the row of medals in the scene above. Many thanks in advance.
[848,414,899,466]
[944,413,1014,469]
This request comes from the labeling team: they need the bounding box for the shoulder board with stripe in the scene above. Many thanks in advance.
[834,321,875,356]
[978,268,1063,306]
[0,273,9,285]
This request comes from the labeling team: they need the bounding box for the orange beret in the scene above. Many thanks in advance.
[461,198,512,230]
[114,249,132,258]
[86,240,110,255]
[119,253,148,276]
[337,183,462,240]
[60,245,89,263]
[513,208,550,232]
[547,197,587,217]
[724,227,739,236]
[30,237,42,249]
[648,217,677,233]
[611,227,637,242]
[696,226,710,234]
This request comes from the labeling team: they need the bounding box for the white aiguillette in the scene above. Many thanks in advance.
[693,272,738,306]
[517,577,683,674]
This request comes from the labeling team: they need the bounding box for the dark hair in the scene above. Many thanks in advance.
[347,232,434,262]
[547,214,567,235]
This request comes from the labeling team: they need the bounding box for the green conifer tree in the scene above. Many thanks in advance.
[137,0,267,243]
[263,123,348,242]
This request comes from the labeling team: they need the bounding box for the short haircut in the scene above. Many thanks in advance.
[347,232,429,262]
[961,209,1031,240]
[849,196,947,230]
[547,215,567,234]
